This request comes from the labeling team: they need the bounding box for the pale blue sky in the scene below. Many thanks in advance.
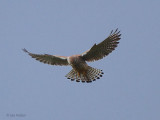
[1,0,160,120]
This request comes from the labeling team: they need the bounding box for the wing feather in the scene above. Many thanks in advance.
[23,49,69,66]
[82,29,121,62]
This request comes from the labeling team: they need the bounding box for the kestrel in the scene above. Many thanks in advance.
[23,29,121,83]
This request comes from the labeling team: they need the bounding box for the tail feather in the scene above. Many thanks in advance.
[65,66,104,83]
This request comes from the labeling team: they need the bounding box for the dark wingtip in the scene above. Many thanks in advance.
[110,28,121,35]
[114,28,120,34]
[114,28,118,33]
[110,30,113,35]
[22,48,29,53]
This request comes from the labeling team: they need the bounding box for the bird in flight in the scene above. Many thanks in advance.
[23,29,121,83]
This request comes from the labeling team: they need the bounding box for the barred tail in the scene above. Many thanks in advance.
[65,66,104,83]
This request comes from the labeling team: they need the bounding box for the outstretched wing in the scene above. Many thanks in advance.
[23,48,69,66]
[81,29,121,62]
